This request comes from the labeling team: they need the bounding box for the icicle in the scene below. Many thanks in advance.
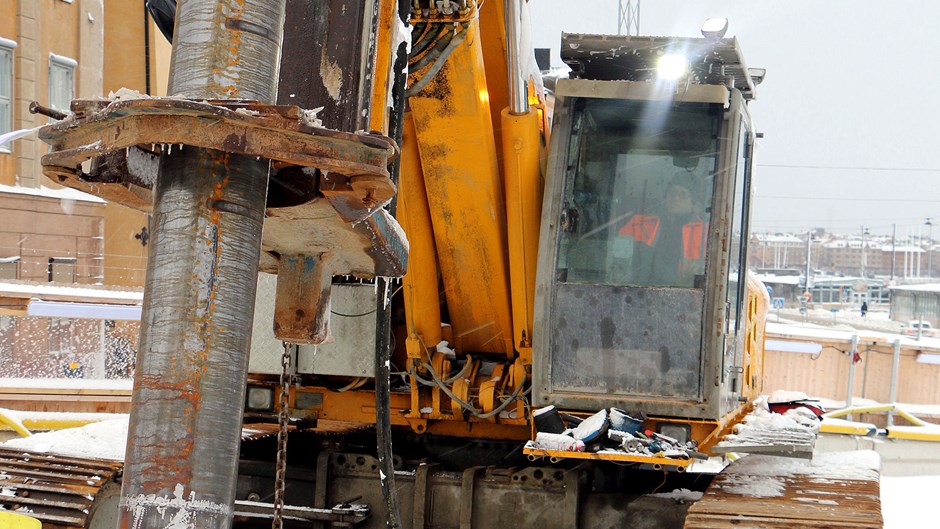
[0,126,41,150]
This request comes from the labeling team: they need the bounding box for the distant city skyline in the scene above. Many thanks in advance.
[528,1,940,237]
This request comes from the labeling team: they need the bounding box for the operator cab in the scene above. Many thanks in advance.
[534,34,763,422]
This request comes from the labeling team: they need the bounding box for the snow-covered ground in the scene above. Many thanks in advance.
[882,475,938,528]
[771,306,905,335]
[3,417,127,461]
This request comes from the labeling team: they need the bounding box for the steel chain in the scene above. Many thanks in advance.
[272,342,292,529]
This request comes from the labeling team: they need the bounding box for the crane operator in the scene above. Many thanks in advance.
[619,170,708,287]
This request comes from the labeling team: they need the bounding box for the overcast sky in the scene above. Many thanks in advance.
[528,1,940,239]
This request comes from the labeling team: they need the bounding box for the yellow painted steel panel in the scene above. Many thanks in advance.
[399,112,442,347]
[0,512,41,529]
[408,17,514,357]
[500,109,542,359]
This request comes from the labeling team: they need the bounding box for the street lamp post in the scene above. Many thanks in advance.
[861,227,869,278]
[927,218,933,278]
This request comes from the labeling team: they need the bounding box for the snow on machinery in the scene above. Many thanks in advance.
[18,1,883,528]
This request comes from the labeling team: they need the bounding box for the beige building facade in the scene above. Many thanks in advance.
[0,1,170,378]
[0,0,170,287]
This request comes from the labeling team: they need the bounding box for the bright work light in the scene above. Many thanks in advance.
[701,17,729,39]
[656,54,688,80]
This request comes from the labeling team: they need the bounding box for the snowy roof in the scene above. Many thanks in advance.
[756,234,804,244]
[0,183,105,204]
[812,277,879,287]
[755,274,801,286]
[879,245,924,253]
[767,321,940,351]
[888,283,940,293]
[0,378,133,391]
[0,280,143,304]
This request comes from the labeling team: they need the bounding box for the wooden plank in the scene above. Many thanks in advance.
[685,453,883,529]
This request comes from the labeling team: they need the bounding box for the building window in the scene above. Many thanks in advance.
[49,318,70,352]
[0,38,15,150]
[0,256,18,280]
[48,54,76,115]
[48,257,76,283]
[0,314,13,362]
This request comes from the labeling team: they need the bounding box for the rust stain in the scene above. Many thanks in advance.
[207,0,247,98]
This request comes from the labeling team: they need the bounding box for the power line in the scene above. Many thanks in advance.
[754,195,940,203]
[757,163,940,173]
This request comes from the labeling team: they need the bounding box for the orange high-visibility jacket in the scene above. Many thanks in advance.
[619,214,707,272]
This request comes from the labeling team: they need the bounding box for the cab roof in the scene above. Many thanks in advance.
[561,34,762,100]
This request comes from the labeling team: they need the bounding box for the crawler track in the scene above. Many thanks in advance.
[0,447,123,529]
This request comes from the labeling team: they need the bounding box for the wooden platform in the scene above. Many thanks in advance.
[0,379,132,414]
[685,452,883,528]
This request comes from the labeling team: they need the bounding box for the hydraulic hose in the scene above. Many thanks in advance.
[375,2,412,526]
[375,279,399,529]
[405,25,468,97]
[421,360,528,419]
[408,23,439,59]
[409,26,457,71]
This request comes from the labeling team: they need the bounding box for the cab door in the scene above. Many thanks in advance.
[533,80,729,416]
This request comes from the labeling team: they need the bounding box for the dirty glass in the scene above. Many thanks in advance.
[726,122,751,332]
[557,98,720,289]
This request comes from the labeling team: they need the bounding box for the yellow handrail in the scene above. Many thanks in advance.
[0,409,31,438]
[823,404,932,427]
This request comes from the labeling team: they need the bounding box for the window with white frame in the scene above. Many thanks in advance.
[48,54,76,115]
[0,38,16,148]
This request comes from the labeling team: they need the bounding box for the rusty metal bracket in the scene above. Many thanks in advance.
[38,97,398,219]
[37,96,409,344]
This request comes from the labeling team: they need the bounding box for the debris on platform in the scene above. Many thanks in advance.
[526,406,707,462]
[713,398,820,458]
[767,389,826,418]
